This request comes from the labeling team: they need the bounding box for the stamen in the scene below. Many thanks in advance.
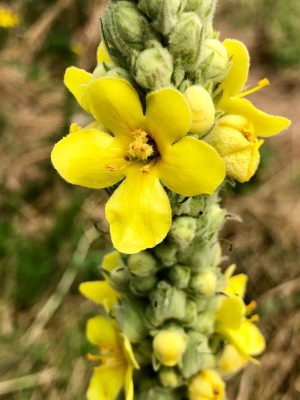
[249,314,260,323]
[239,78,270,98]
[246,300,257,315]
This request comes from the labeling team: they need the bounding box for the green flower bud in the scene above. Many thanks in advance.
[184,85,215,136]
[132,42,173,90]
[195,294,221,313]
[105,66,132,80]
[138,0,182,36]
[197,204,226,238]
[169,216,197,250]
[190,269,218,295]
[103,1,157,60]
[159,367,182,388]
[178,241,221,269]
[146,282,186,326]
[153,328,187,366]
[168,264,191,289]
[154,243,178,267]
[128,251,158,277]
[171,195,207,217]
[181,332,215,378]
[130,274,158,295]
[109,266,130,292]
[202,39,229,81]
[182,299,198,326]
[169,12,203,71]
[193,310,216,334]
[115,298,148,343]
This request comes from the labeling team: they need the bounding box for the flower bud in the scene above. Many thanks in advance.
[172,195,207,217]
[184,85,215,136]
[169,216,197,251]
[154,243,178,267]
[188,369,225,400]
[103,1,157,59]
[132,42,173,90]
[105,67,132,80]
[182,299,198,326]
[193,310,215,334]
[219,344,248,377]
[129,274,158,295]
[159,368,182,388]
[169,12,203,71]
[128,251,158,277]
[181,332,215,378]
[205,114,264,182]
[109,266,131,291]
[153,328,187,366]
[202,39,229,81]
[168,264,191,289]
[115,298,147,343]
[138,0,182,35]
[191,269,218,295]
[146,282,186,326]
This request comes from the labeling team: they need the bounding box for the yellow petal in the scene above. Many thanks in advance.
[102,251,122,272]
[226,274,248,298]
[79,281,119,311]
[97,42,112,64]
[145,87,191,149]
[51,128,126,189]
[64,66,92,112]
[220,344,248,377]
[86,78,144,140]
[159,137,225,196]
[221,97,291,137]
[221,39,250,98]
[86,316,118,348]
[217,296,245,330]
[87,365,125,400]
[106,166,172,254]
[225,320,266,359]
[124,366,134,400]
[122,335,139,370]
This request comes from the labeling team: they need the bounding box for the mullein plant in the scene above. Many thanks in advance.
[51,0,290,399]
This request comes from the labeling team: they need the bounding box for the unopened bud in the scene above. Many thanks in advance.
[193,310,216,334]
[154,243,178,267]
[168,264,191,289]
[191,270,218,295]
[129,274,158,295]
[184,85,215,136]
[159,368,182,388]
[188,369,225,400]
[169,216,197,250]
[115,299,147,343]
[133,42,173,90]
[202,39,229,81]
[128,251,157,277]
[169,12,203,71]
[206,114,264,182]
[153,328,187,366]
[138,0,182,35]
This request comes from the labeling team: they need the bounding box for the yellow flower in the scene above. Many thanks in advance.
[51,77,225,254]
[188,369,225,400]
[86,316,139,400]
[218,39,290,137]
[206,114,264,182]
[216,266,265,363]
[0,7,20,29]
[153,329,187,366]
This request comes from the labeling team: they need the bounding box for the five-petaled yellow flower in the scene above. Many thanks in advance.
[210,39,291,182]
[216,265,265,364]
[86,316,139,400]
[51,74,225,254]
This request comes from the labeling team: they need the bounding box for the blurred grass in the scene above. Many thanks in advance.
[0,0,299,399]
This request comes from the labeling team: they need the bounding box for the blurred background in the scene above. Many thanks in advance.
[0,0,299,399]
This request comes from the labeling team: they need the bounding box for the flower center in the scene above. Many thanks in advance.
[88,343,123,368]
[124,129,158,162]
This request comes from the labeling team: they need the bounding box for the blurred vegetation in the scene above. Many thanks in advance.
[0,0,299,399]
[221,0,300,68]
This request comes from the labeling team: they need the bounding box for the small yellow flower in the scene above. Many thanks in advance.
[86,316,139,400]
[188,369,225,400]
[218,39,290,138]
[0,7,20,29]
[206,114,264,182]
[51,77,225,254]
[153,329,187,366]
[216,266,265,363]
